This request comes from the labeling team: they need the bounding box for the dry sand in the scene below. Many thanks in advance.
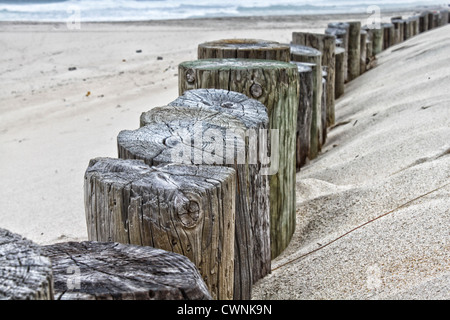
[0,9,448,300]
[253,24,450,300]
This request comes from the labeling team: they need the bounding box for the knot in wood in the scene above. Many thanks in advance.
[221,102,234,109]
[250,83,263,98]
[164,135,181,148]
[186,69,196,83]
[177,200,200,228]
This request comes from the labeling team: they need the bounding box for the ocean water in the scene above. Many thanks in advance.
[0,0,446,22]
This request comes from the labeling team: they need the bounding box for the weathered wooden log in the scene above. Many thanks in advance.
[428,11,436,30]
[289,44,323,159]
[370,27,383,55]
[439,10,448,26]
[291,62,313,170]
[177,58,298,260]
[408,16,418,37]
[0,228,53,300]
[391,18,405,45]
[403,18,412,40]
[382,23,395,49]
[197,39,290,62]
[360,29,367,74]
[42,241,212,300]
[419,11,429,33]
[84,157,236,300]
[432,12,440,29]
[347,21,361,81]
[291,32,336,127]
[326,22,349,81]
[321,74,327,147]
[445,9,450,24]
[165,89,271,286]
[121,106,253,299]
[334,47,345,99]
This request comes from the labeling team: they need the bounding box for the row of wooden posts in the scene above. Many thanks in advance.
[1,8,449,300]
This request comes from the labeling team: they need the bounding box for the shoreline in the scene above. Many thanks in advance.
[0,5,445,27]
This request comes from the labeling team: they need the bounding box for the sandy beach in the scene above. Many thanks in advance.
[1,7,449,300]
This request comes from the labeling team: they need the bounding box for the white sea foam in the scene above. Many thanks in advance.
[0,0,445,22]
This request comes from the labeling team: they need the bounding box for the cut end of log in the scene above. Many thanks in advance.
[167,88,269,130]
[43,241,212,300]
[0,228,54,300]
[198,39,290,62]
[84,157,236,300]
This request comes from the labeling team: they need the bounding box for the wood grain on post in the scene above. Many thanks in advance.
[427,12,436,30]
[442,10,450,25]
[291,62,313,170]
[408,17,417,37]
[326,22,349,82]
[42,241,212,300]
[439,9,449,27]
[178,58,299,260]
[419,11,429,33]
[364,32,374,71]
[198,39,290,62]
[382,23,395,50]
[403,19,412,40]
[0,228,54,300]
[120,106,253,299]
[289,44,323,159]
[84,158,235,300]
[391,18,404,45]
[334,47,345,99]
[432,12,440,29]
[165,89,271,285]
[370,27,383,55]
[359,29,367,74]
[320,73,327,147]
[291,32,336,127]
[347,21,361,81]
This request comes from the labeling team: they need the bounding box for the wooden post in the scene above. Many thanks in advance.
[427,12,435,30]
[291,62,313,170]
[289,44,323,159]
[360,29,367,75]
[391,18,404,45]
[197,39,290,62]
[432,12,440,29]
[326,22,349,81]
[165,89,271,286]
[403,19,411,40]
[121,106,254,299]
[43,241,212,300]
[370,27,383,55]
[347,21,361,81]
[334,47,345,99]
[409,16,419,37]
[84,157,236,300]
[382,23,395,49]
[419,11,429,33]
[439,10,448,26]
[365,39,374,71]
[177,58,299,260]
[321,71,327,146]
[0,228,54,300]
[291,32,336,127]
